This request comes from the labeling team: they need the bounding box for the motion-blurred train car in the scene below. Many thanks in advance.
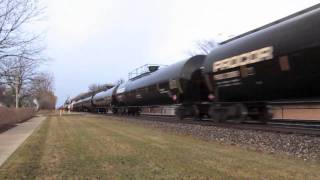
[113,55,207,115]
[201,4,320,122]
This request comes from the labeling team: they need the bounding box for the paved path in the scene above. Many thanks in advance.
[0,116,45,167]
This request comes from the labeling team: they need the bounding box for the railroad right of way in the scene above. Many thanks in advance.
[95,114,320,161]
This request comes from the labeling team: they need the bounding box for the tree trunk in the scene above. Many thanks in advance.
[15,85,19,108]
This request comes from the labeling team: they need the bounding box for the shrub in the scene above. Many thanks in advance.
[0,107,35,128]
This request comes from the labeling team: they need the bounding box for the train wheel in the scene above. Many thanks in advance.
[208,106,220,123]
[120,108,126,115]
[192,105,201,121]
[259,106,271,124]
[175,107,185,120]
[212,114,221,123]
[112,108,118,115]
[136,108,141,116]
[209,105,229,123]
[234,103,248,123]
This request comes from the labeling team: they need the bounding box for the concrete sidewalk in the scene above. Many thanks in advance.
[0,116,45,167]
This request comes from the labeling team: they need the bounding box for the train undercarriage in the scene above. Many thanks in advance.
[88,102,272,123]
[175,102,272,123]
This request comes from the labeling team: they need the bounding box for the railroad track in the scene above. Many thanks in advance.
[104,113,320,136]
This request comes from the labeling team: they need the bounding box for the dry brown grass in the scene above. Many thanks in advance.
[0,107,35,129]
[1,113,320,179]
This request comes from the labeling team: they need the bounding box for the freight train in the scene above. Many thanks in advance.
[68,4,320,122]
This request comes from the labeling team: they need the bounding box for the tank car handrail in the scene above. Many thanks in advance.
[128,64,168,80]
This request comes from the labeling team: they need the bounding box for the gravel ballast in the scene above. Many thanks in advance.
[110,116,320,161]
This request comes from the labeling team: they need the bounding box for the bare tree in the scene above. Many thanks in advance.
[1,55,41,107]
[28,72,54,93]
[88,83,114,93]
[0,0,44,62]
[32,90,56,110]
[0,0,46,108]
[188,39,218,56]
[24,72,56,109]
[1,42,46,107]
[88,83,103,92]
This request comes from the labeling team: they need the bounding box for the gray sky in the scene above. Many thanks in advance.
[41,0,319,105]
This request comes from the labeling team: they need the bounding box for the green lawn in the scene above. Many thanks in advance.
[0,114,319,179]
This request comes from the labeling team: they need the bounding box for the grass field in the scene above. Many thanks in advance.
[0,114,320,179]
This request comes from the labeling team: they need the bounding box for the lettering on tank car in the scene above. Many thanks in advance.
[159,89,169,94]
[213,46,274,72]
[217,81,242,88]
[216,78,241,85]
[214,70,240,80]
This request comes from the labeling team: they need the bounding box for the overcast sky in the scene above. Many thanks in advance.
[42,0,319,105]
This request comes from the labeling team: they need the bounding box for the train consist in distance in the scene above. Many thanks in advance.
[67,4,320,123]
